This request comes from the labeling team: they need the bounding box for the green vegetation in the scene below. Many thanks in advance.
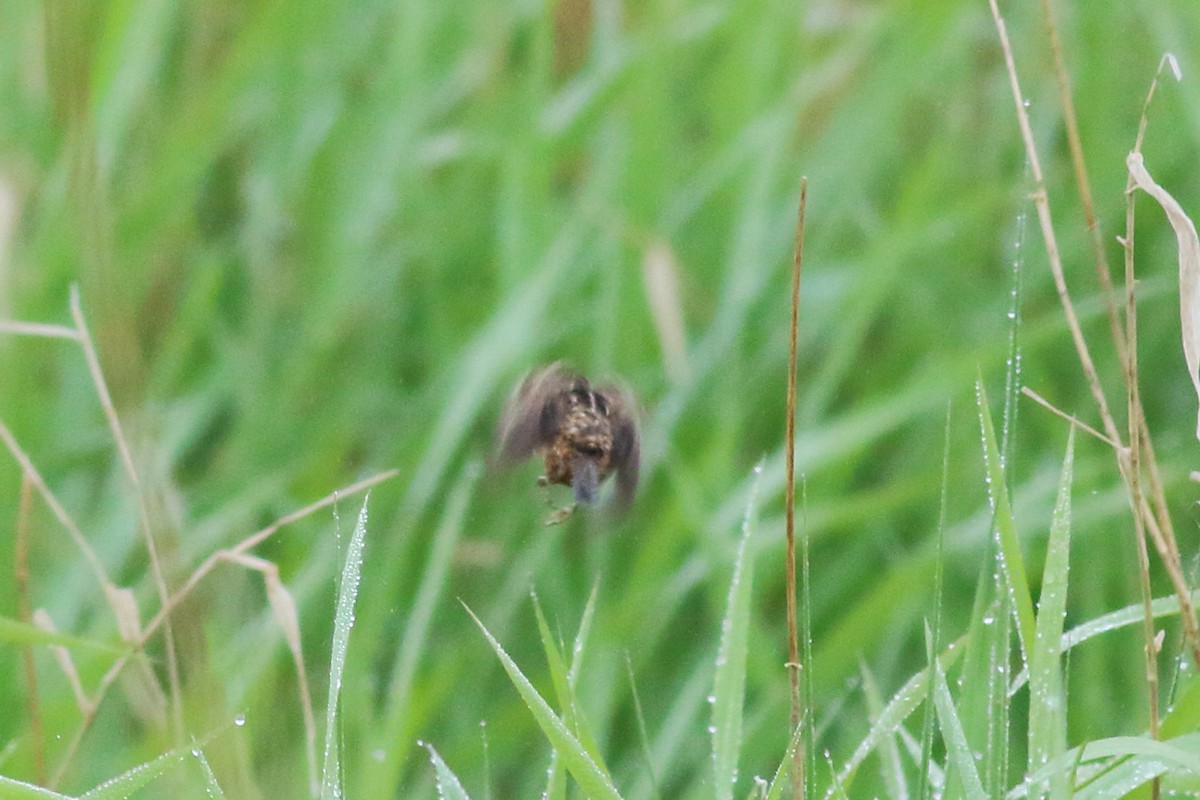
[2,0,1200,797]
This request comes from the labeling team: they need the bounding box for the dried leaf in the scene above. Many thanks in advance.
[1128,152,1200,439]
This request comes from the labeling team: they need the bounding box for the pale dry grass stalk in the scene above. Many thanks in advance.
[68,285,185,741]
[992,0,1199,764]
[1,289,398,790]
[641,240,691,385]
[52,468,397,788]
[785,176,808,800]
[15,475,46,785]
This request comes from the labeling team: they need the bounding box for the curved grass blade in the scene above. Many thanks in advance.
[712,463,763,800]
[463,604,622,800]
[1009,591,1200,695]
[320,498,370,800]
[975,379,1036,664]
[367,462,481,794]
[823,635,966,799]
[534,583,609,799]
[76,746,190,800]
[420,742,473,800]
[930,623,986,800]
[1027,428,1074,800]
[0,775,70,799]
[860,662,907,800]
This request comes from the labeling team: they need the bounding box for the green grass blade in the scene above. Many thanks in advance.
[463,604,622,800]
[1071,734,1200,799]
[190,748,227,799]
[1027,428,1074,800]
[0,616,125,655]
[975,379,1036,663]
[533,592,573,722]
[711,463,763,800]
[76,746,190,800]
[0,775,70,799]
[825,635,966,798]
[930,624,987,800]
[1008,590,1200,696]
[918,402,953,800]
[860,661,908,800]
[368,462,480,794]
[420,742,473,800]
[762,721,805,800]
[534,583,609,799]
[533,592,571,800]
[320,498,370,800]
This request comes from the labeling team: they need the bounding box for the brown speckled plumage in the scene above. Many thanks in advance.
[496,363,639,508]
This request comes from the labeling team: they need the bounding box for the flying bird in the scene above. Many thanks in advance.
[495,363,640,521]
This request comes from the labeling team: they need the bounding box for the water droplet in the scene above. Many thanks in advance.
[233,714,246,727]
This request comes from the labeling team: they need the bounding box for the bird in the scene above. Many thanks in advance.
[495,363,639,522]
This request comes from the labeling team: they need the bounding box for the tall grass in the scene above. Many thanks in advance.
[2,0,1200,797]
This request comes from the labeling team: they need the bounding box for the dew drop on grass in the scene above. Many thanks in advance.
[234,714,246,727]
[707,694,716,704]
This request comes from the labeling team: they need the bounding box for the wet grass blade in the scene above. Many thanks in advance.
[534,583,610,799]
[75,746,190,800]
[1027,428,1074,800]
[712,464,763,800]
[320,498,370,800]
[930,623,987,800]
[421,742,473,800]
[976,379,1036,664]
[464,604,622,800]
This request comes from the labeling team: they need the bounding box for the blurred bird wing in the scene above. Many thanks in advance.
[495,362,575,463]
[599,383,641,507]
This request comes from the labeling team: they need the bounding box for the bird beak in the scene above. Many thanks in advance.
[570,453,600,505]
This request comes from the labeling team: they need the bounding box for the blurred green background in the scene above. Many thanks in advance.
[2,0,1200,797]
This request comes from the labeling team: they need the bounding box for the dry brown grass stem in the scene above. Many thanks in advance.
[1019,387,1114,448]
[3,295,399,786]
[0,417,112,587]
[785,176,807,800]
[68,285,185,741]
[15,475,46,785]
[50,468,397,787]
[994,4,1196,768]
[1040,0,1128,367]
[0,320,81,339]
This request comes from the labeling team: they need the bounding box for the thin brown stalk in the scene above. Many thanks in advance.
[1123,58,1199,676]
[51,469,398,786]
[1122,162,1161,773]
[1040,0,1128,366]
[1019,387,1115,447]
[0,320,81,339]
[68,285,185,740]
[0,416,111,588]
[987,0,1120,448]
[989,0,1200,676]
[785,177,807,800]
[15,475,46,785]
